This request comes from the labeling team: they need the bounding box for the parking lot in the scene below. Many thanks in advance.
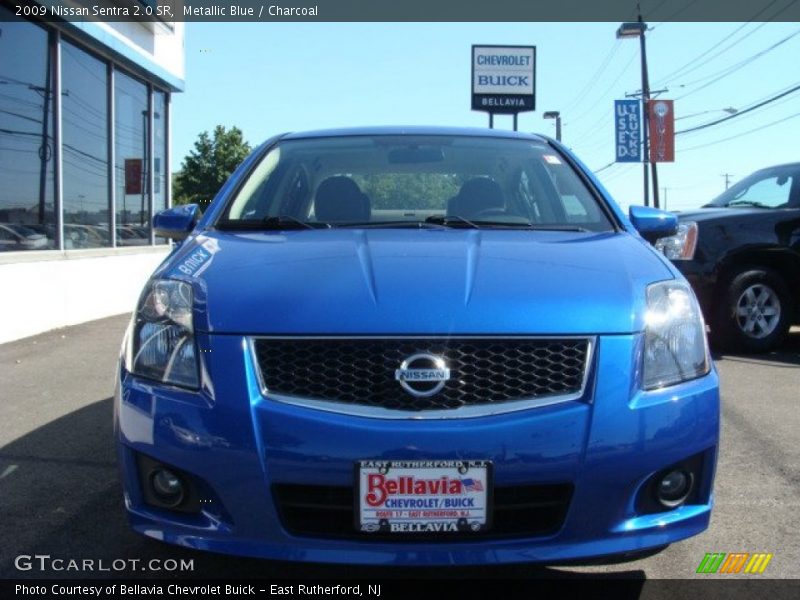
[0,314,798,580]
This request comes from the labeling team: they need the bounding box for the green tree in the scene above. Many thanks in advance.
[173,125,251,209]
[354,173,472,210]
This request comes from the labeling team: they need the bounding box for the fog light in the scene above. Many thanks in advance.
[657,469,693,508]
[150,468,185,507]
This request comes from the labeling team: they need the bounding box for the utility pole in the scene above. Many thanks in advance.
[662,187,668,211]
[617,4,661,208]
[637,7,660,209]
[36,50,52,225]
[721,173,733,190]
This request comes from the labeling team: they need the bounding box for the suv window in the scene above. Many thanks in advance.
[706,167,798,209]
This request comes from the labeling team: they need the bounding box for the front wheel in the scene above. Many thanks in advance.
[714,268,792,353]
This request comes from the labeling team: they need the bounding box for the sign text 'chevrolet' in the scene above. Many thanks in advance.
[472,45,536,114]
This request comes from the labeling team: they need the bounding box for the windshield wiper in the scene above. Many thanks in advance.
[215,216,330,231]
[429,217,590,232]
[262,215,328,229]
[726,200,770,208]
[521,224,590,232]
[425,216,589,231]
[424,215,479,228]
[335,220,445,229]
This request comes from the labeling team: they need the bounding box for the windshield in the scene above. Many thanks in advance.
[704,165,799,209]
[219,135,614,232]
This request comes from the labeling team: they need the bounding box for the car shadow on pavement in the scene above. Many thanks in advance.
[711,330,800,367]
[0,397,646,583]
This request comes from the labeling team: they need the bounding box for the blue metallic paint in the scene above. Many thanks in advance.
[117,127,720,564]
[629,205,679,240]
[160,229,672,336]
[153,204,199,240]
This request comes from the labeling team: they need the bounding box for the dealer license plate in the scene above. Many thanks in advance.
[357,460,491,534]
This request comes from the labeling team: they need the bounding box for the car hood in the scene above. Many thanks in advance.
[159,229,674,335]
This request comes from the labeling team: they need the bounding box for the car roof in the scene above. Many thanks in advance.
[280,126,548,142]
[752,162,800,172]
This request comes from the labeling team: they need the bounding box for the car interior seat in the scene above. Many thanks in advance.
[447,177,505,219]
[313,176,371,223]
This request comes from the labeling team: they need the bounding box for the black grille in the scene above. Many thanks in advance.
[253,338,590,411]
[272,483,573,540]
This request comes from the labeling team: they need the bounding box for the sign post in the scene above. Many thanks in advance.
[472,45,536,130]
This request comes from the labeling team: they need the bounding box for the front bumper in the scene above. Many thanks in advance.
[115,333,720,565]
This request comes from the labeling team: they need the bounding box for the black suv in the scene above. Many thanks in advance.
[655,162,800,353]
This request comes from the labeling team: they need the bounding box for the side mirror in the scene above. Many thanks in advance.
[629,205,678,244]
[153,204,199,241]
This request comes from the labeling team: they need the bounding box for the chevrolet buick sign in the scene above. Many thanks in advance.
[472,45,536,113]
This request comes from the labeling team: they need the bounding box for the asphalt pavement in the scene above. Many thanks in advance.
[0,314,798,586]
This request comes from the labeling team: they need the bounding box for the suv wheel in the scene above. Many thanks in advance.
[715,268,792,353]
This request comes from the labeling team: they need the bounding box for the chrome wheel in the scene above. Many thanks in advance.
[735,283,781,339]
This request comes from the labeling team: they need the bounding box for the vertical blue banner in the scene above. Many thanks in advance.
[614,100,641,163]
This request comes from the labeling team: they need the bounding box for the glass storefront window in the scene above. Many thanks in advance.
[62,40,110,249]
[0,10,172,255]
[153,90,168,244]
[114,70,150,247]
[0,6,56,251]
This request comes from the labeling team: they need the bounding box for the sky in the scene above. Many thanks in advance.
[171,21,800,212]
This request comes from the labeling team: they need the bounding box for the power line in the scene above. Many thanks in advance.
[678,110,800,153]
[653,0,789,86]
[676,79,800,138]
[562,41,622,113]
[676,80,800,134]
[0,92,43,110]
[674,27,800,100]
[657,22,762,85]
[679,93,798,140]
[676,27,800,90]
[601,163,637,184]
[0,108,40,124]
[566,48,638,132]
[0,73,41,87]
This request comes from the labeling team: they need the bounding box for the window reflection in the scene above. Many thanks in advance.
[0,7,56,251]
[153,90,168,244]
[62,40,110,248]
[0,8,170,254]
[114,70,150,246]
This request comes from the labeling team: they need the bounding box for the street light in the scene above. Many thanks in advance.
[675,107,738,121]
[616,19,660,208]
[616,21,646,38]
[543,111,562,142]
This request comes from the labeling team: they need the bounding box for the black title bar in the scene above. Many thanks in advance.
[4,0,800,22]
[4,578,800,600]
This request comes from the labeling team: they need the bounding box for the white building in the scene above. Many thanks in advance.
[0,2,184,343]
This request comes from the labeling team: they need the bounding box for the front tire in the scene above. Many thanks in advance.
[714,268,792,353]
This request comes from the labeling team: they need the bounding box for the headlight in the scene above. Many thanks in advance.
[128,279,199,389]
[655,221,698,260]
[643,280,710,390]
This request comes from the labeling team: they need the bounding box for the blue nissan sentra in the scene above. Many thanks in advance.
[115,127,719,564]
